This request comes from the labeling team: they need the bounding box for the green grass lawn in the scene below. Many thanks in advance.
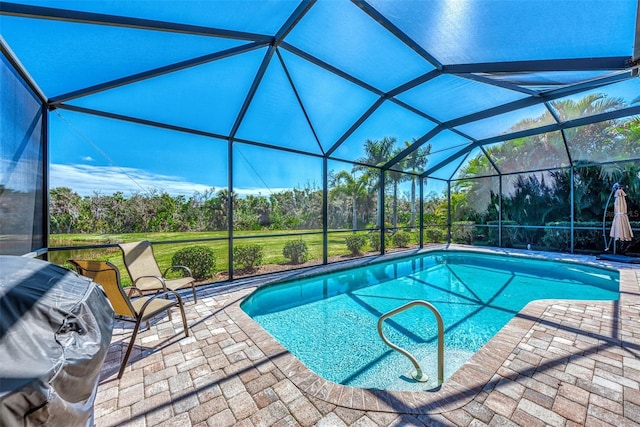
[49,229,384,286]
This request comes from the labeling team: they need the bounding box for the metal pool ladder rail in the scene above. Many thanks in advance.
[377,300,444,385]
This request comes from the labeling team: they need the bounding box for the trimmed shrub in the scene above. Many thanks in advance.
[542,221,602,252]
[391,230,411,248]
[345,234,367,255]
[171,246,216,281]
[451,221,475,244]
[233,244,264,271]
[424,226,446,243]
[487,220,519,246]
[368,232,381,252]
[283,239,309,264]
[541,222,571,251]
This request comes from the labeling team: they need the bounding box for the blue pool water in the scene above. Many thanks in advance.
[241,251,619,391]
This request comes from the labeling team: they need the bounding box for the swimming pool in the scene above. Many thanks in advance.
[241,251,619,391]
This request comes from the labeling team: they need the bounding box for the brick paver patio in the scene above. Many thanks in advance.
[93,247,640,426]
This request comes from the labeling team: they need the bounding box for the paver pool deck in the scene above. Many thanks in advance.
[93,246,640,426]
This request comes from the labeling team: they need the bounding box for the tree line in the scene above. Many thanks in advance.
[49,186,325,234]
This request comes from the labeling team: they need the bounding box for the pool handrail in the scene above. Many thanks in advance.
[377,300,444,385]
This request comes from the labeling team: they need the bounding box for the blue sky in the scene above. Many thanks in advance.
[5,0,638,200]
[46,74,640,199]
[49,109,329,197]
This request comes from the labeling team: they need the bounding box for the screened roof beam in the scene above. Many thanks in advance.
[231,135,327,159]
[0,2,273,42]
[380,68,636,170]
[446,97,547,129]
[382,125,444,171]
[446,71,637,129]
[330,61,635,173]
[382,124,476,172]
[56,104,230,141]
[424,105,640,177]
[276,48,324,155]
[559,129,574,166]
[352,0,444,70]
[0,35,45,102]
[448,151,472,181]
[544,102,573,165]
[386,69,442,98]
[56,103,326,159]
[388,97,440,123]
[49,42,268,105]
[456,73,540,96]
[280,42,384,96]
[446,57,632,74]
[273,0,315,47]
[578,156,640,170]
[424,124,558,177]
[542,70,635,98]
[451,164,566,182]
[325,98,386,157]
[479,146,502,176]
[267,1,323,154]
[479,105,640,145]
[229,46,276,140]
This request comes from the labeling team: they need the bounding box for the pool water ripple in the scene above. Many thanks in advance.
[241,251,618,390]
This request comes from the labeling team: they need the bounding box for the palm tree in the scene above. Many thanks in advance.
[548,94,625,162]
[355,137,397,168]
[403,139,431,227]
[330,170,369,231]
[353,137,397,228]
[387,148,409,230]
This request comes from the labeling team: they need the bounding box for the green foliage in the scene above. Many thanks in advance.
[390,230,411,248]
[282,239,309,264]
[233,244,264,271]
[487,220,519,246]
[49,186,325,235]
[345,234,367,255]
[541,221,607,252]
[424,227,446,243]
[171,246,216,281]
[451,221,475,244]
[368,232,381,252]
[46,106,640,261]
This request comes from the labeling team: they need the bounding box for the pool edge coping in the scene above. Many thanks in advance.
[224,246,637,415]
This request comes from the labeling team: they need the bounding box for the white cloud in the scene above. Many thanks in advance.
[81,156,95,162]
[50,164,215,197]
[49,164,291,198]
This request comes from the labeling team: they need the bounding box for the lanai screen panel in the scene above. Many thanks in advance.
[549,78,640,122]
[566,120,640,165]
[67,48,266,137]
[332,100,437,164]
[327,159,377,232]
[2,0,639,177]
[0,15,245,99]
[366,0,635,63]
[396,74,528,124]
[278,49,379,153]
[47,110,229,238]
[284,0,434,92]
[485,131,570,175]
[1,0,639,261]
[0,55,44,255]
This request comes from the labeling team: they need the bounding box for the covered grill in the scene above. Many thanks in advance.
[0,256,113,426]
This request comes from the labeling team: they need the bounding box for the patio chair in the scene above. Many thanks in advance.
[118,240,198,303]
[68,259,189,379]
